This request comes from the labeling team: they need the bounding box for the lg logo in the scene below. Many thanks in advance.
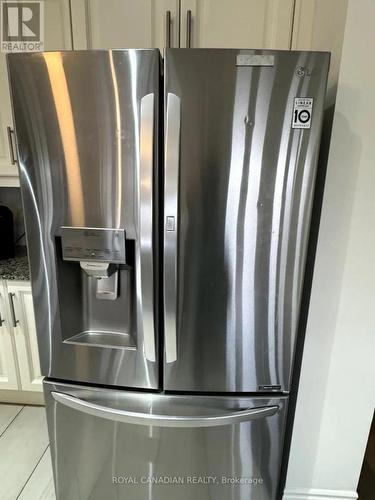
[1,1,44,52]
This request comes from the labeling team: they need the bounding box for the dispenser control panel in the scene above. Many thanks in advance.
[61,227,126,264]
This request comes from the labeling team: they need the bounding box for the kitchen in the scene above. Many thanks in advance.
[0,1,374,500]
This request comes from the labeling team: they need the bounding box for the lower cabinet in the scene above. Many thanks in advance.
[0,282,18,389]
[0,280,43,395]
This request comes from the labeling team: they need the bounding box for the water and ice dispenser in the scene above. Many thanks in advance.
[61,227,126,300]
[56,227,136,350]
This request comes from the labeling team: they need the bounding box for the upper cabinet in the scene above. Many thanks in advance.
[44,0,73,50]
[71,0,180,51]
[180,0,295,49]
[74,0,294,51]
[291,0,349,106]
[0,0,349,185]
[0,0,72,187]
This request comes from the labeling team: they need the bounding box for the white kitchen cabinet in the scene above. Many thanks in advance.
[0,282,19,390]
[71,0,294,51]
[0,0,72,186]
[71,0,180,50]
[6,282,43,392]
[291,0,349,106]
[180,0,295,48]
[0,59,18,185]
[0,280,43,397]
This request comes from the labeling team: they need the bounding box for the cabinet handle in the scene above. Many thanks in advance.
[165,10,171,48]
[6,126,17,165]
[0,294,4,326]
[186,10,192,48]
[8,293,19,328]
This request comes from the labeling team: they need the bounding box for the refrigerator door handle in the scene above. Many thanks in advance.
[51,392,278,427]
[138,93,156,362]
[164,93,180,363]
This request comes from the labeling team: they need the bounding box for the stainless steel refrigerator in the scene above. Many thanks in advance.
[7,48,329,500]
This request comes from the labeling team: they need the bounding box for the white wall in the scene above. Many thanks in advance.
[284,0,375,499]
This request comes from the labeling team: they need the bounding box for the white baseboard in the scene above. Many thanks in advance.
[283,488,358,500]
[0,389,44,405]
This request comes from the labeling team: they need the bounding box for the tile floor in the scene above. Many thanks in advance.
[0,404,55,500]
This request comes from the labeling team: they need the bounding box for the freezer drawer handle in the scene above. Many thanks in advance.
[51,392,278,427]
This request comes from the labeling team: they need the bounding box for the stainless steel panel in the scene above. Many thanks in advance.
[8,50,160,389]
[45,380,288,500]
[164,48,329,392]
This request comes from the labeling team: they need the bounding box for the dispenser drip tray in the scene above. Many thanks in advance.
[64,330,136,350]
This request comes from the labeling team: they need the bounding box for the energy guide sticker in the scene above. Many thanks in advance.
[292,98,313,129]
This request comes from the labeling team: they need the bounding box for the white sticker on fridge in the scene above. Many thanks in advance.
[292,97,313,129]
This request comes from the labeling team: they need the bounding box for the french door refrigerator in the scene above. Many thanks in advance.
[7,48,329,500]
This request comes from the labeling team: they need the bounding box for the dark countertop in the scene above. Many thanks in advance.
[0,247,30,281]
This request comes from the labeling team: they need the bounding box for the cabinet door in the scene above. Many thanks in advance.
[0,0,72,186]
[0,56,18,183]
[71,0,179,51]
[180,0,294,49]
[7,282,43,392]
[291,0,348,106]
[0,282,19,389]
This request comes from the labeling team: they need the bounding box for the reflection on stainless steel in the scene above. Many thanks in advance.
[164,49,329,392]
[45,381,288,500]
[8,50,160,388]
[44,52,84,226]
[108,51,122,228]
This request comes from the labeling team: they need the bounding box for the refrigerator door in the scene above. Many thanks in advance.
[164,48,329,392]
[8,50,160,389]
[44,380,288,500]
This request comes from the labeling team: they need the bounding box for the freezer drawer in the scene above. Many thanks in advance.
[44,381,288,500]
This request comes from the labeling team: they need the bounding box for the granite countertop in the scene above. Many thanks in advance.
[0,247,30,281]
